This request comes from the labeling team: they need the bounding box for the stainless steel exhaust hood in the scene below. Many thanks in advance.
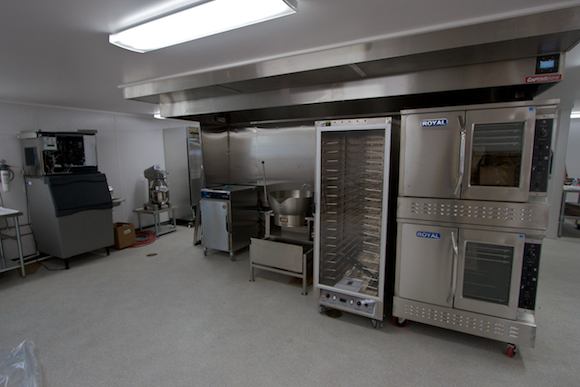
[121,6,580,124]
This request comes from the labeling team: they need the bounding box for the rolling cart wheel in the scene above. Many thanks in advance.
[203,248,208,256]
[507,344,517,358]
[393,317,408,327]
[318,305,326,314]
[371,319,382,329]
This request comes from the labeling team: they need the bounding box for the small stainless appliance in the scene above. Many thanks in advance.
[143,165,170,209]
[393,100,557,356]
[200,186,259,260]
[315,117,398,328]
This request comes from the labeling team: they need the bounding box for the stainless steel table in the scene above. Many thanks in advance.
[558,185,580,237]
[0,207,26,277]
[133,206,177,236]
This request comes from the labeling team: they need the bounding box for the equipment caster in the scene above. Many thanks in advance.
[507,344,518,358]
[393,317,408,327]
[203,248,208,256]
[318,305,326,314]
[371,319,382,329]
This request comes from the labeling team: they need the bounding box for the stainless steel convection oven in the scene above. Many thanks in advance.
[315,117,399,328]
[392,100,557,356]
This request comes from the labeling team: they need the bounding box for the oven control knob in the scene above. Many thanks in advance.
[526,251,537,261]
[538,128,549,138]
[325,293,330,299]
[356,301,361,306]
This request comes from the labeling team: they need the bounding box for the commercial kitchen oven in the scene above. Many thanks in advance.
[315,117,398,328]
[393,100,557,356]
[399,100,556,203]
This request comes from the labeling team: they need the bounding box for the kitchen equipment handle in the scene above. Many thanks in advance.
[447,231,459,304]
[453,115,467,196]
[225,215,229,233]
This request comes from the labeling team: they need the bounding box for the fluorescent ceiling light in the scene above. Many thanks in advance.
[153,113,166,119]
[571,111,580,119]
[110,0,297,53]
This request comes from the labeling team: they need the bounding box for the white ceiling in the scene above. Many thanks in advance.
[2,0,580,117]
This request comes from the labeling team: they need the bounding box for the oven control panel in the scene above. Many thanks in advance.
[319,291,376,316]
[530,119,553,193]
[518,243,541,310]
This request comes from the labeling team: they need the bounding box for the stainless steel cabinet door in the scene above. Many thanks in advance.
[200,200,229,251]
[462,106,535,202]
[454,229,524,320]
[396,222,458,307]
[400,111,464,199]
[188,135,203,205]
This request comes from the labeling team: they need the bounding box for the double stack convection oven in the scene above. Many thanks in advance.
[393,100,557,356]
[315,117,399,328]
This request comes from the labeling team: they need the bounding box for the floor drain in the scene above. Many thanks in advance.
[325,309,343,318]
[146,253,158,257]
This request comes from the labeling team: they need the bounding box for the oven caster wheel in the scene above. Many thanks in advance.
[318,305,326,314]
[393,317,408,327]
[507,344,517,358]
[371,319,382,329]
[229,252,235,261]
[203,248,208,256]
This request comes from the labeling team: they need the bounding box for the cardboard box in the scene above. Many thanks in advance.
[113,223,136,249]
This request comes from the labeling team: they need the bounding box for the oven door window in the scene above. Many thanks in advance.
[470,122,524,188]
[463,242,513,305]
[461,106,535,202]
[454,229,524,320]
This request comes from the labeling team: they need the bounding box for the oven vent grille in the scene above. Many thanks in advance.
[403,303,520,339]
[410,202,534,222]
[397,197,549,230]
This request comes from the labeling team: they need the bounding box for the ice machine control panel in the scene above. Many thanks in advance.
[518,243,541,310]
[319,291,376,316]
[529,119,553,193]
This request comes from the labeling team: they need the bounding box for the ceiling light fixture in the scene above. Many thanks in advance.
[571,111,580,119]
[109,0,297,53]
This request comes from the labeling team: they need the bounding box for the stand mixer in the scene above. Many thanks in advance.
[143,165,170,209]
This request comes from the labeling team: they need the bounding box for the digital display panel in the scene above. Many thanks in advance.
[539,59,555,69]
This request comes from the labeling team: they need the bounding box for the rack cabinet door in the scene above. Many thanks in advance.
[396,222,457,307]
[454,229,524,320]
[200,200,229,251]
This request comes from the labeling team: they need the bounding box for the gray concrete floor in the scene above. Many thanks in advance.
[1,224,579,386]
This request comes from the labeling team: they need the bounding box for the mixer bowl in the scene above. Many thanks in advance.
[268,190,313,227]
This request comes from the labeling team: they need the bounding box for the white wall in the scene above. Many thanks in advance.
[0,101,183,259]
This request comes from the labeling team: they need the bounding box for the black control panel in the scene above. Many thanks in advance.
[529,118,553,192]
[518,243,541,310]
[535,54,560,75]
[201,190,230,200]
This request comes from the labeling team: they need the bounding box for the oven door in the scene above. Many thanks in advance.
[461,107,536,202]
[396,222,457,308]
[454,229,524,320]
[400,111,465,199]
